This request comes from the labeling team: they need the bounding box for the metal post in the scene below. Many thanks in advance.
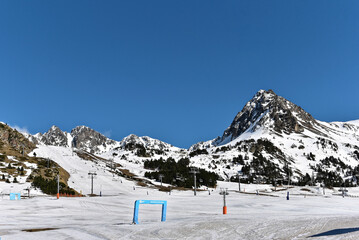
[286,164,290,200]
[288,169,291,186]
[190,168,199,196]
[238,176,240,192]
[88,171,97,195]
[312,172,314,186]
[255,176,261,195]
[159,174,164,186]
[219,188,229,214]
[57,175,60,199]
[194,173,197,196]
[238,171,243,192]
[91,175,94,195]
[345,180,347,195]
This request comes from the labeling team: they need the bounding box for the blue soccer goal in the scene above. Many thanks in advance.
[133,200,167,224]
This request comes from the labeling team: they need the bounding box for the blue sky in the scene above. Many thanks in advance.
[1,0,358,148]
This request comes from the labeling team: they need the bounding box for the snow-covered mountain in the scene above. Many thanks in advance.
[30,125,183,157]
[187,89,359,182]
[25,89,359,184]
[216,89,317,145]
[31,125,119,153]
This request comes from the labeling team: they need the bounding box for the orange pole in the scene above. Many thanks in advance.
[223,206,227,214]
[57,193,59,199]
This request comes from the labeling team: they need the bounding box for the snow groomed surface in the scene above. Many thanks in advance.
[2,180,359,239]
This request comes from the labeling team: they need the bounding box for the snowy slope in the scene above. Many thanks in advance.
[31,146,141,195]
[185,90,359,181]
[347,119,359,126]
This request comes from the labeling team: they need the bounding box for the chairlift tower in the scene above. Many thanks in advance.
[159,174,164,186]
[219,188,229,214]
[255,176,262,195]
[311,171,318,187]
[57,175,60,199]
[237,170,243,192]
[88,171,97,195]
[189,167,199,196]
[285,163,291,200]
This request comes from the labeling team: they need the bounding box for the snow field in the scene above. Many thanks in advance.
[2,183,359,239]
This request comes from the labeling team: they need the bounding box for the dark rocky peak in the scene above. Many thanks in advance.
[216,89,318,145]
[119,134,142,150]
[120,134,171,151]
[71,126,116,153]
[41,125,68,147]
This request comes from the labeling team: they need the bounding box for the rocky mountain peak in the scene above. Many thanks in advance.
[41,125,68,147]
[71,125,116,153]
[120,134,173,151]
[215,89,318,145]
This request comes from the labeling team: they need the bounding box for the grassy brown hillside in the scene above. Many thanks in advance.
[0,122,35,155]
[0,123,77,195]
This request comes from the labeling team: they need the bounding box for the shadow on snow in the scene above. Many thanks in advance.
[309,228,359,238]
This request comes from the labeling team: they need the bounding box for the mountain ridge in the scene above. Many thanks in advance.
[14,89,359,184]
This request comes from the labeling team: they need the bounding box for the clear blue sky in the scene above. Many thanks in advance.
[1,0,358,148]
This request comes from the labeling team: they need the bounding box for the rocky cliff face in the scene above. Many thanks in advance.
[41,125,68,147]
[71,126,117,153]
[30,125,118,153]
[0,122,36,154]
[29,124,180,155]
[214,89,319,146]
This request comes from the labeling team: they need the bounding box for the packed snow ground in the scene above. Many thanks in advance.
[2,182,359,239]
[2,146,359,239]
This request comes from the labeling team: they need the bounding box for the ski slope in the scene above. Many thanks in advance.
[31,146,142,196]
